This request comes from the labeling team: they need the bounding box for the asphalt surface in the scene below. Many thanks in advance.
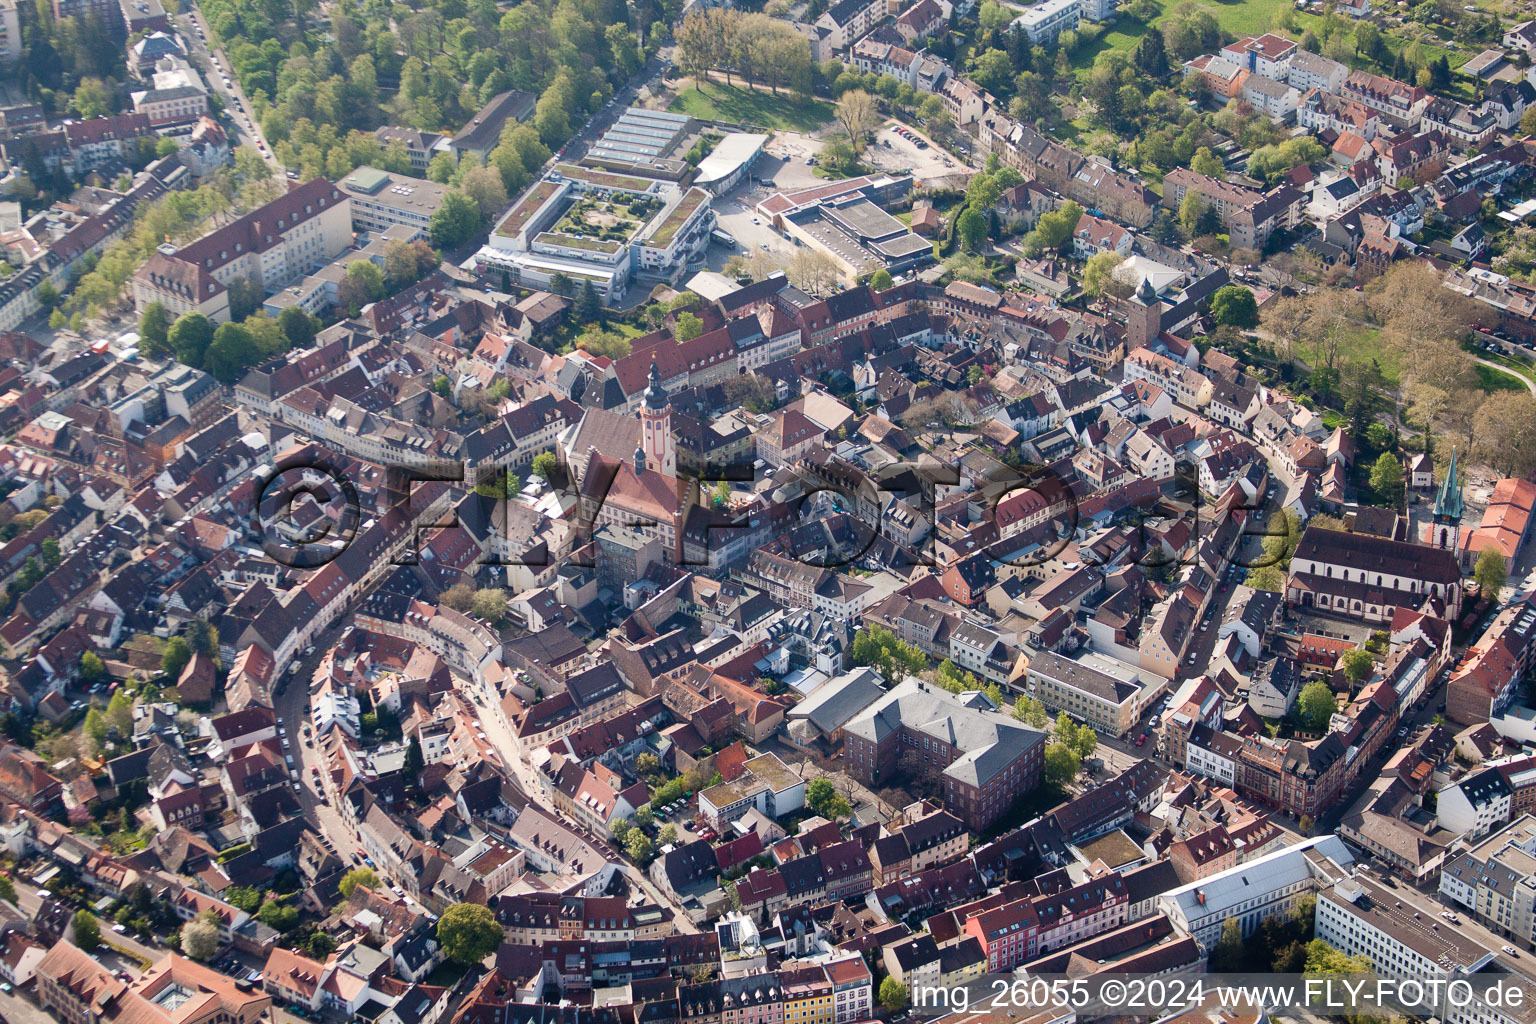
[176,3,282,171]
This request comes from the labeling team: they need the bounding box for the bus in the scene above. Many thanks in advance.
[711,229,737,249]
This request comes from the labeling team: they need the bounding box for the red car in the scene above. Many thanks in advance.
[1135,735,1146,746]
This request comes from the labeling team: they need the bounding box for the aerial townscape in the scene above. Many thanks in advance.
[13,0,1536,1021]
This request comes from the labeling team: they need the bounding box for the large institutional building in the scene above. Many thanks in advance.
[131,178,353,323]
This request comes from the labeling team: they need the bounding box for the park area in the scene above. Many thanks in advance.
[1069,0,1472,77]
[669,79,836,133]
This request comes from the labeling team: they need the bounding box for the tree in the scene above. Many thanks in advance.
[339,261,387,310]
[83,708,108,753]
[1161,1,1221,59]
[106,690,133,737]
[1297,680,1338,732]
[1521,106,1536,139]
[471,588,508,622]
[140,302,172,357]
[1082,251,1127,302]
[1210,917,1244,972]
[574,280,603,326]
[786,247,842,297]
[257,898,299,932]
[204,323,262,384]
[575,328,632,358]
[1179,192,1218,237]
[531,452,559,481]
[1013,694,1049,728]
[161,636,192,679]
[437,903,503,965]
[1043,741,1080,785]
[675,311,704,340]
[659,823,678,846]
[1133,28,1168,77]
[1341,649,1375,686]
[1071,723,1098,760]
[79,651,106,686]
[338,867,379,899]
[169,312,215,368]
[870,268,893,290]
[181,912,221,961]
[1368,452,1404,507]
[1191,146,1225,178]
[1209,285,1259,328]
[806,778,851,819]
[430,191,483,249]
[461,165,510,220]
[0,875,16,904]
[440,582,476,612]
[1032,201,1083,252]
[879,978,909,1014]
[1476,547,1508,601]
[850,624,928,681]
[71,909,100,951]
[1474,392,1536,478]
[277,306,317,350]
[625,829,655,866]
[957,206,988,252]
[836,90,878,154]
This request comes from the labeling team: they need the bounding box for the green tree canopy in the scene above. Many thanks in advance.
[430,190,483,249]
[169,312,215,367]
[1297,680,1338,732]
[72,910,100,951]
[338,867,379,899]
[1209,285,1259,328]
[140,302,173,356]
[1476,546,1508,601]
[437,903,503,965]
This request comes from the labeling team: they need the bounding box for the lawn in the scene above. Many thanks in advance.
[1329,326,1404,384]
[669,83,835,133]
[1071,0,1471,75]
[1475,362,1527,393]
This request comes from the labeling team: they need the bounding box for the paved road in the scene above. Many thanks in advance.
[275,622,367,871]
[176,4,282,171]
[466,674,702,932]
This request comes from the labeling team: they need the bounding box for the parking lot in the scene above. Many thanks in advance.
[763,132,826,189]
[868,123,968,182]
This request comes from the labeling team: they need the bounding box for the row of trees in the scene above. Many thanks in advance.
[50,152,279,324]
[675,8,815,98]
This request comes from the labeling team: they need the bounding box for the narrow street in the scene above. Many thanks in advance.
[466,673,703,933]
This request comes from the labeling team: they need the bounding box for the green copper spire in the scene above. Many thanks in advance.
[1435,449,1463,521]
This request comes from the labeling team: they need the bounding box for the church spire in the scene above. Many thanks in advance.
[1435,449,1463,522]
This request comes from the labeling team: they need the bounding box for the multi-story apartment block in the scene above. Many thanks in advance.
[1011,0,1080,45]
[1021,647,1146,738]
[1440,814,1536,947]
[1220,33,1298,79]
[823,958,871,1024]
[1318,870,1534,1024]
[0,0,23,62]
[1287,50,1349,94]
[1342,69,1430,127]
[813,0,885,52]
